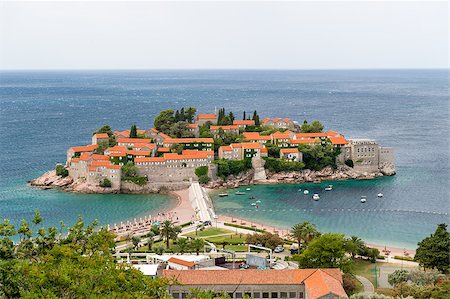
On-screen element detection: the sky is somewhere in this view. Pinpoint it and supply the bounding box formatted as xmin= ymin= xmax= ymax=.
xmin=0 ymin=1 xmax=448 ymax=70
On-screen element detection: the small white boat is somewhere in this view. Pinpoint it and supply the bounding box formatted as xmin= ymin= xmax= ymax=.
xmin=360 ymin=196 xmax=367 ymax=203
xmin=246 ymin=188 xmax=251 ymax=191
xmin=312 ymin=193 xmax=320 ymax=201
xmin=218 ymin=193 xmax=228 ymax=197
xmin=256 ymin=200 xmax=261 ymax=203
xmin=303 ymin=190 xmax=309 ymax=195
xmin=298 ymin=189 xmax=302 ymax=192
xmin=235 ymin=191 xmax=246 ymax=195
xmin=377 ymin=193 xmax=383 ymax=198
xmin=251 ymin=203 xmax=256 ymax=206
xmin=325 ymin=185 xmax=333 ymax=191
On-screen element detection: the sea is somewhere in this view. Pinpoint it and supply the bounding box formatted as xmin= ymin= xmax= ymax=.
xmin=0 ymin=70 xmax=448 ymax=248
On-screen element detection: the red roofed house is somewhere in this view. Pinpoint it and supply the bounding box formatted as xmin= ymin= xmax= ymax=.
xmin=242 ymin=132 xmax=272 ymax=144
xmin=167 ymin=257 xmax=196 ymax=270
xmin=262 ymin=117 xmax=295 ymax=130
xmin=116 ymin=138 xmax=152 ymax=148
xmin=92 ymin=133 xmax=109 ymax=145
xmin=162 ymin=138 xmax=214 ymax=151
xmin=210 ymin=125 xmax=239 ymax=138
xmin=66 ymin=144 xmax=98 ymax=165
xmin=86 ymin=161 xmax=121 ymax=190
xmin=163 ymin=268 xmax=348 ymax=299
xmin=186 ymin=123 xmax=200 ymax=137
xmin=218 ymin=143 xmax=264 ymax=160
xmin=233 ymin=119 xmax=255 ymax=129
xmin=280 ymin=148 xmax=302 ymax=162
xmin=195 ymin=114 xmax=217 ymax=126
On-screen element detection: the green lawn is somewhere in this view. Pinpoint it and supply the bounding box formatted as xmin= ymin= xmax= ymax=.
xmin=353 ymin=259 xmax=378 ymax=285
xmin=205 ymin=234 xmax=247 ymax=245
xmin=224 ymin=244 xmax=248 ymax=252
xmin=184 ymin=228 xmax=234 ymax=238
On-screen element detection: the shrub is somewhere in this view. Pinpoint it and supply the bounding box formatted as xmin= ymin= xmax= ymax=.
xmin=264 ymin=157 xmax=305 ymax=172
xmin=224 ymin=222 xmax=266 ymax=233
xmin=342 ymin=274 xmax=359 ymax=296
xmin=123 ymin=176 xmax=148 ymax=186
xmin=198 ymin=175 xmax=210 ymax=184
xmin=214 ymin=159 xmax=252 ymax=179
xmin=55 ymin=164 xmax=68 ymax=177
xmin=195 ymin=166 xmax=208 ymax=177
xmin=345 ymin=159 xmax=354 ymax=168
xmin=394 ymin=255 xmax=414 ymax=261
xmin=99 ymin=178 xmax=112 ymax=188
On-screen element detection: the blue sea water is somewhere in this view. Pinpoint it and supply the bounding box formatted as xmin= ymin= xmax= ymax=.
xmin=0 ymin=70 xmax=448 ymax=248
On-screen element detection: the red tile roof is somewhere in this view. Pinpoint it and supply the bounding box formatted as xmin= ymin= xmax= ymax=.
xmin=135 ymin=157 xmax=165 ymax=163
xmin=186 ymin=124 xmax=198 ymax=129
xmin=167 ymin=257 xmax=195 ymax=267
xmin=94 ymin=133 xmax=109 ymax=139
xmin=280 ymin=148 xmax=299 ymax=154
xmin=241 ymin=143 xmax=262 ymax=149
xmin=329 ymin=136 xmax=348 ymax=145
xmin=271 ymin=131 xmax=291 ymax=139
xmin=233 ymin=120 xmax=255 ymax=126
xmin=304 ymin=269 xmax=347 ymax=299
xmin=157 ymin=147 xmax=171 ymax=152
xmin=210 ymin=125 xmax=239 ymax=130
xmin=164 ymin=138 xmax=214 ymax=144
xmin=296 ymin=132 xmax=327 ymax=138
xmin=219 ymin=145 xmax=232 ymax=152
xmin=109 ymin=152 xmax=126 ymax=157
xmin=242 ymin=132 xmax=271 ymax=141
xmin=91 ymin=154 xmax=109 ymax=160
xmin=196 ymin=114 xmax=216 ymax=119
xmin=290 ymin=139 xmax=320 ymax=144
xmin=117 ymin=138 xmax=151 ymax=144
xmin=71 ymin=144 xmax=98 ymax=152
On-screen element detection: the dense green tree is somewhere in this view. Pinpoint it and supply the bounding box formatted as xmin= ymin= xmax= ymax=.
xmin=415 ymin=223 xmax=450 ymax=273
xmin=245 ymin=232 xmax=283 ymax=250
xmin=252 ymin=110 xmax=260 ymax=126
xmin=185 ymin=107 xmax=197 ymax=123
xmin=228 ymin=111 xmax=235 ymax=123
xmin=195 ymin=166 xmax=209 ymax=177
xmin=290 ymin=221 xmax=320 ymax=247
xmin=99 ymin=178 xmax=112 ymax=188
xmin=388 ymin=269 xmax=410 ymax=286
xmin=346 ymin=236 xmax=366 ymax=259
xmin=132 ymin=235 xmax=141 ymax=250
xmin=55 ymin=164 xmax=69 ymax=177
xmin=264 ymin=157 xmax=305 ymax=172
xmin=94 ymin=140 xmax=110 ymax=155
xmin=301 ymin=120 xmax=324 ymax=133
xmin=130 ymin=124 xmax=138 ymax=138
xmin=175 ymin=238 xmax=190 ymax=254
xmin=243 ymin=111 xmax=246 ymax=120
xmin=198 ymin=175 xmax=210 ymax=184
xmin=294 ymin=233 xmax=352 ymax=272
xmin=121 ymin=161 xmax=138 ymax=177
xmin=299 ymin=142 xmax=341 ymax=171
xmin=94 ymin=124 xmax=113 ymax=135
xmin=154 ymin=109 xmax=175 ymax=132
xmin=190 ymin=238 xmax=205 ymax=255
xmin=0 ymin=214 xmax=172 ymax=298
xmin=146 ymin=231 xmax=155 ymax=251
xmin=160 ymin=220 xmax=181 ymax=248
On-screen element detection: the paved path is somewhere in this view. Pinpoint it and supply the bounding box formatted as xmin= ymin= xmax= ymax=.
xmin=355 ymin=275 xmax=375 ymax=294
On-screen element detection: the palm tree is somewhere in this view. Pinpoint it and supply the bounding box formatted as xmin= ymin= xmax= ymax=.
xmin=175 ymin=238 xmax=190 ymax=254
xmin=190 ymin=238 xmax=205 ymax=255
xmin=131 ymin=236 xmax=141 ymax=250
xmin=346 ymin=236 xmax=366 ymax=259
xmin=160 ymin=220 xmax=181 ymax=248
xmin=291 ymin=221 xmax=319 ymax=246
xmin=146 ymin=231 xmax=155 ymax=251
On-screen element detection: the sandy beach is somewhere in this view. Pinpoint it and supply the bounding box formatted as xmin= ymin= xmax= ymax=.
xmin=169 ymin=189 xmax=196 ymax=224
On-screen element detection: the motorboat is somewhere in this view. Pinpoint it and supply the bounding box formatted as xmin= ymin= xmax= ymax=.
xmin=360 ymin=196 xmax=367 ymax=203
xmin=298 ymin=189 xmax=302 ymax=192
xmin=303 ymin=190 xmax=309 ymax=195
xmin=256 ymin=200 xmax=261 ymax=203
xmin=325 ymin=185 xmax=333 ymax=191
xmin=251 ymin=203 xmax=257 ymax=206
xmin=218 ymin=193 xmax=228 ymax=197
xmin=249 ymin=196 xmax=256 ymax=200
xmin=312 ymin=193 xmax=320 ymax=201
xmin=235 ymin=191 xmax=246 ymax=195
xmin=377 ymin=193 xmax=384 ymax=198
xmin=246 ymin=188 xmax=251 ymax=191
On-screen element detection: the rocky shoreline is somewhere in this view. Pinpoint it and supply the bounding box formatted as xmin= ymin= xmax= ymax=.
xmin=206 ymin=164 xmax=396 ymax=189
xmin=30 ymin=163 xmax=395 ymax=194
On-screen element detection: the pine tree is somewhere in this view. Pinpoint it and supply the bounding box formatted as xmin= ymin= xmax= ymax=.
xmin=174 ymin=110 xmax=180 ymax=122
xmin=243 ymin=111 xmax=246 ymax=120
xmin=229 ymin=111 xmax=235 ymax=123
xmin=130 ymin=124 xmax=138 ymax=138
xmin=180 ymin=107 xmax=185 ymax=121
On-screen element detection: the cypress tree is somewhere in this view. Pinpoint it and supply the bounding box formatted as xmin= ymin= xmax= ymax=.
xmin=243 ymin=111 xmax=246 ymax=120
xmin=229 ymin=111 xmax=235 ymax=123
xmin=180 ymin=107 xmax=185 ymax=121
xmin=130 ymin=124 xmax=138 ymax=138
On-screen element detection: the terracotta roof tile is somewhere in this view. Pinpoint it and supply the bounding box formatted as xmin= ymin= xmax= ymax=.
xmin=117 ymin=138 xmax=151 ymax=144
xmin=71 ymin=144 xmax=98 ymax=152
xmin=196 ymin=114 xmax=217 ymax=119
xmin=94 ymin=133 xmax=109 ymax=139
xmin=167 ymin=257 xmax=195 ymax=267
xmin=164 ymin=138 xmax=214 ymax=144
xmin=280 ymin=148 xmax=299 ymax=153
xmin=233 ymin=120 xmax=255 ymax=126
xmin=243 ymin=132 xmax=271 ymax=141
xmin=210 ymin=125 xmax=239 ymax=130
xmin=329 ymin=136 xmax=348 ymax=145
xmin=135 ymin=157 xmax=165 ymax=162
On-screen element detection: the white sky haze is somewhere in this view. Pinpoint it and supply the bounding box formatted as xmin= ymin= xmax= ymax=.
xmin=0 ymin=1 xmax=448 ymax=70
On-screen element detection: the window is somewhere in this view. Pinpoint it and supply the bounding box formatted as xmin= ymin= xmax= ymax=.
xmin=181 ymin=293 xmax=188 ymax=299
xmin=263 ymin=293 xmax=270 ymax=298
xmin=235 ymin=293 xmax=243 ymax=298
xmin=289 ymin=292 xmax=296 ymax=298
xmin=280 ymin=292 xmax=287 ymax=298
xmin=271 ymin=292 xmax=278 ymax=298
xmin=299 ymin=292 xmax=304 ymax=298
xmin=172 ymin=293 xmax=180 ymax=299
xmin=253 ymin=292 xmax=261 ymax=298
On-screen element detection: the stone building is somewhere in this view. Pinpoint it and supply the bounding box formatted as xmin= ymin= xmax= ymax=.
xmin=163 ymin=269 xmax=347 ymax=299
xmin=218 ymin=143 xmax=267 ymax=160
xmin=280 ymin=148 xmax=302 ymax=162
xmin=233 ymin=119 xmax=255 ymax=129
xmin=242 ymin=132 xmax=272 ymax=144
xmin=337 ymin=139 xmax=395 ymax=173
xmin=186 ymin=123 xmax=200 ymax=137
xmin=210 ymin=125 xmax=239 ymax=138
xmin=86 ymin=161 xmax=121 ymax=190
xmin=134 ymin=150 xmax=214 ymax=182
xmin=66 ymin=144 xmax=98 ymax=165
xmin=91 ymin=133 xmax=109 ymax=145
xmin=195 ymin=114 xmax=217 ymax=126
xmin=262 ymin=117 xmax=296 ymax=130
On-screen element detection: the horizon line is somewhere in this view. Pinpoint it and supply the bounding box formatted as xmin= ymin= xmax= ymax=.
xmin=0 ymin=67 xmax=448 ymax=72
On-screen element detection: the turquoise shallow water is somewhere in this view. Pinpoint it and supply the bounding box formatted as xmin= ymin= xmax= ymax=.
xmin=0 ymin=70 xmax=448 ymax=246
xmin=212 ymin=174 xmax=449 ymax=249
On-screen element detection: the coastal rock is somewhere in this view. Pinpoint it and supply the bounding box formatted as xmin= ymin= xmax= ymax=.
xmin=380 ymin=163 xmax=396 ymax=176
xmin=29 ymin=170 xmax=73 ymax=188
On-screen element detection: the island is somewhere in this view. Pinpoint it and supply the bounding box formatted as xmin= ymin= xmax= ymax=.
xmin=30 ymin=106 xmax=395 ymax=194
